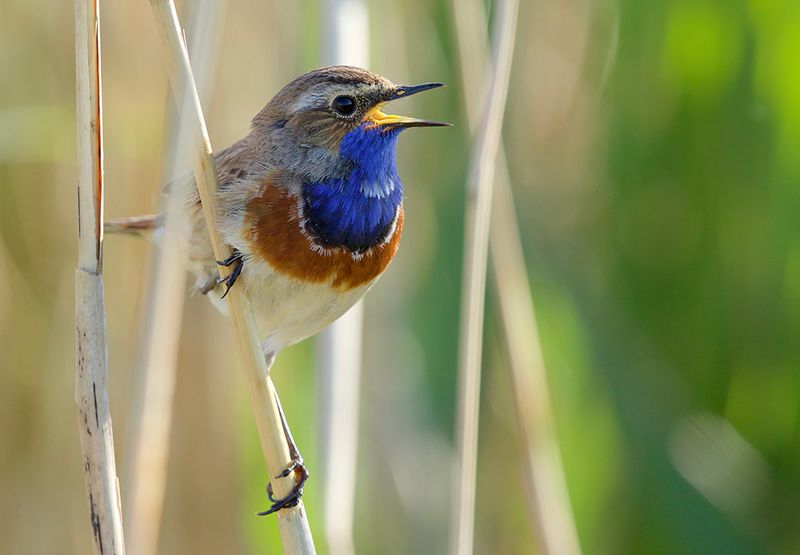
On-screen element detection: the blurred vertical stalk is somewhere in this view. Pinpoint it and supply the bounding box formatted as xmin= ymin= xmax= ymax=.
xmin=124 ymin=2 xmax=224 ymax=554
xmin=452 ymin=1 xmax=582 ymax=554
xmin=147 ymin=1 xmax=316 ymax=552
xmin=318 ymin=2 xmax=368 ymax=554
xmin=450 ymin=0 xmax=519 ymax=554
xmin=491 ymin=160 xmax=582 ymax=555
xmin=74 ymin=0 xmax=126 ymax=553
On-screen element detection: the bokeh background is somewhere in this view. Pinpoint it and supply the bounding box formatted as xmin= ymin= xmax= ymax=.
xmin=2 ymin=0 xmax=800 ymax=553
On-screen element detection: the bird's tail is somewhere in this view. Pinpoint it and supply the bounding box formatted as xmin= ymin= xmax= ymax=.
xmin=105 ymin=214 xmax=164 ymax=236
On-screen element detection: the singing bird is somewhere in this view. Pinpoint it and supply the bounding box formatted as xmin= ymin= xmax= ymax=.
xmin=188 ymin=66 xmax=447 ymax=350
xmin=119 ymin=66 xmax=449 ymax=514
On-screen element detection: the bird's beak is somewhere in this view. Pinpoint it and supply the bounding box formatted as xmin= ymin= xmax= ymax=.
xmin=366 ymin=82 xmax=451 ymax=129
xmin=388 ymin=82 xmax=445 ymax=100
xmin=367 ymin=108 xmax=451 ymax=129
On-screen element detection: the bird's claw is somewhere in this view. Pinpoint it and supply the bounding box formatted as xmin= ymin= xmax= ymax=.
xmin=277 ymin=458 xmax=302 ymax=478
xmin=258 ymin=459 xmax=309 ymax=516
xmin=215 ymin=250 xmax=244 ymax=298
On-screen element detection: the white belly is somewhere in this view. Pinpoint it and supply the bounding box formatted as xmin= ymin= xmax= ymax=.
xmin=206 ymin=256 xmax=372 ymax=353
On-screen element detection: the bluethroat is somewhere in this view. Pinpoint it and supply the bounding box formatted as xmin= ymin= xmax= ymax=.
xmin=116 ymin=66 xmax=449 ymax=514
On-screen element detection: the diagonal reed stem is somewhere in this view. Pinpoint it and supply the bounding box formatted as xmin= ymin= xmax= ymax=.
xmin=124 ymin=2 xmax=225 ymax=554
xmin=74 ymin=0 xmax=126 ymax=552
xmin=146 ymin=1 xmax=316 ymax=552
xmin=452 ymin=1 xmax=582 ymax=553
xmin=449 ymin=0 xmax=519 ymax=553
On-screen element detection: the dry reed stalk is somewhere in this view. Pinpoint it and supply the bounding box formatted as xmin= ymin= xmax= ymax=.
xmin=124 ymin=2 xmax=225 ymax=554
xmin=449 ymin=0 xmax=519 ymax=553
xmin=452 ymin=1 xmax=582 ymax=553
xmin=317 ymin=2 xmax=369 ymax=554
xmin=146 ymin=1 xmax=316 ymax=552
xmin=490 ymin=164 xmax=582 ymax=554
xmin=74 ymin=0 xmax=126 ymax=552
xmin=316 ymin=304 xmax=362 ymax=555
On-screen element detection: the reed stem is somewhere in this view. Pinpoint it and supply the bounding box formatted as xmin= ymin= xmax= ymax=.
xmin=450 ymin=0 xmax=519 ymax=553
xmin=74 ymin=0 xmax=126 ymax=552
xmin=452 ymin=1 xmax=582 ymax=553
xmin=124 ymin=2 xmax=225 ymax=554
xmin=317 ymin=2 xmax=369 ymax=554
xmin=147 ymin=1 xmax=316 ymax=552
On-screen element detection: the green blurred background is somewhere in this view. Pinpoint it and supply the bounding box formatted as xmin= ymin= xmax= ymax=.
xmin=2 ymin=0 xmax=800 ymax=553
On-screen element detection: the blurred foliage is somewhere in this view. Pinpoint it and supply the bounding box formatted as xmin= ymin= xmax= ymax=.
xmin=1 ymin=0 xmax=799 ymax=553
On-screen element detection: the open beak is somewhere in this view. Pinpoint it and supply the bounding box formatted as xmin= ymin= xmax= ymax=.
xmin=367 ymin=82 xmax=451 ymax=129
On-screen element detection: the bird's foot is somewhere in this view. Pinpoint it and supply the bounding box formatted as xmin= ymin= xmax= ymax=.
xmin=258 ymin=457 xmax=309 ymax=516
xmin=257 ymin=387 xmax=308 ymax=516
xmin=215 ymin=250 xmax=244 ymax=298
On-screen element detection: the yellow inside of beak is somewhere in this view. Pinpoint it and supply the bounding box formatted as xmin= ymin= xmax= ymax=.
xmin=366 ymin=105 xmax=419 ymax=126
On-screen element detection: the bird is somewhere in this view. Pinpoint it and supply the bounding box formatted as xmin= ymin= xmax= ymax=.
xmin=110 ymin=65 xmax=449 ymax=514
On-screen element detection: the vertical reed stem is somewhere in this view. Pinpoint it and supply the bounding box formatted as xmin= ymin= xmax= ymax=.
xmin=318 ymin=2 xmax=369 ymax=554
xmin=74 ymin=0 xmax=126 ymax=552
xmin=450 ymin=0 xmax=519 ymax=553
xmin=147 ymin=1 xmax=316 ymax=552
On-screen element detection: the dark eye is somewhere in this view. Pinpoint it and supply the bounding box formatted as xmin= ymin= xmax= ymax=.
xmin=332 ymin=95 xmax=356 ymax=116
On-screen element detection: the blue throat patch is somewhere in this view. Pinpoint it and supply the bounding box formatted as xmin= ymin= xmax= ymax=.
xmin=302 ymin=124 xmax=404 ymax=253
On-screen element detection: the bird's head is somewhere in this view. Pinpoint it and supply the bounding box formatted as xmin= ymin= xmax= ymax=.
xmin=252 ymin=66 xmax=448 ymax=180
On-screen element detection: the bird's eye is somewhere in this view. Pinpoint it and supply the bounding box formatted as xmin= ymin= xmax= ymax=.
xmin=332 ymin=95 xmax=356 ymax=116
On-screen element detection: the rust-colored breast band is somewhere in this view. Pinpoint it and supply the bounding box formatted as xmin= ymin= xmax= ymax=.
xmin=245 ymin=175 xmax=403 ymax=290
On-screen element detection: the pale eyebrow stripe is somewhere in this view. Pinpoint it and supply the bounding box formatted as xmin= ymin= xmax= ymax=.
xmin=291 ymin=83 xmax=385 ymax=114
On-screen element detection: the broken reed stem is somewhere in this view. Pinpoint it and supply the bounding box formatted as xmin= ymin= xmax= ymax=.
xmin=452 ymin=0 xmax=582 ymax=554
xmin=74 ymin=0 xmax=126 ymax=553
xmin=317 ymin=2 xmax=369 ymax=555
xmin=124 ymin=2 xmax=225 ymax=554
xmin=450 ymin=0 xmax=519 ymax=554
xmin=146 ymin=1 xmax=316 ymax=553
